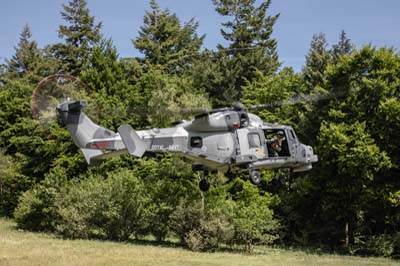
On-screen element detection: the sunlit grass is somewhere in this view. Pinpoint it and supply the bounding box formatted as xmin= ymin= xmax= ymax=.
xmin=0 ymin=218 xmax=398 ymax=266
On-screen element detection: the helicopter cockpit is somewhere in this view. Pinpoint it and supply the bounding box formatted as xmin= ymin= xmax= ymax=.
xmin=264 ymin=129 xmax=290 ymax=158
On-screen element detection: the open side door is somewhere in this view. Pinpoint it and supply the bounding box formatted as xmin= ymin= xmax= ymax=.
xmin=235 ymin=128 xmax=266 ymax=163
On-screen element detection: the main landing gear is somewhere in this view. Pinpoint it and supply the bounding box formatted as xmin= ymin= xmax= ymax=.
xmin=225 ymin=168 xmax=262 ymax=186
xmin=192 ymin=164 xmax=210 ymax=192
xmin=193 ymin=165 xmax=262 ymax=191
xmin=199 ymin=178 xmax=210 ymax=192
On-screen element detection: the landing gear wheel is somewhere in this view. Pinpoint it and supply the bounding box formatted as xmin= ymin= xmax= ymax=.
xmin=249 ymin=170 xmax=261 ymax=185
xmin=199 ymin=179 xmax=210 ymax=192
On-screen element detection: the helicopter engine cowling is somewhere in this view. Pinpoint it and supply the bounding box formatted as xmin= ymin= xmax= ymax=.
xmin=185 ymin=110 xmax=249 ymax=132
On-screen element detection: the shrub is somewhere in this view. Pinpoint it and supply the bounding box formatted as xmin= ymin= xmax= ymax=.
xmin=14 ymin=168 xmax=67 ymax=231
xmin=352 ymin=233 xmax=400 ymax=258
xmin=170 ymin=199 xmax=235 ymax=251
xmin=365 ymin=235 xmax=395 ymax=257
xmin=0 ymin=167 xmax=32 ymax=217
xmin=185 ymin=210 xmax=235 ymax=251
xmin=170 ymin=180 xmax=280 ymax=253
xmin=169 ymin=198 xmax=202 ymax=243
xmin=55 ymin=169 xmax=155 ymax=240
xmin=392 ymin=233 xmax=400 ymax=259
xmin=54 ymin=177 xmax=104 ymax=239
xmin=229 ymin=180 xmax=280 ymax=253
xmin=145 ymin=159 xmax=199 ymax=241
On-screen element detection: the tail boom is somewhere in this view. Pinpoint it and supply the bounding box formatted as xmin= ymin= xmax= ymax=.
xmin=57 ymin=100 xmax=126 ymax=164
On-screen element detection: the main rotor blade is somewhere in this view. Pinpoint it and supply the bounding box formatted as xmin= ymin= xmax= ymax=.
xmin=248 ymin=91 xmax=344 ymax=110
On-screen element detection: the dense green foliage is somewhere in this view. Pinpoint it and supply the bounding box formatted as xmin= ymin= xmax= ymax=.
xmin=0 ymin=0 xmax=399 ymax=256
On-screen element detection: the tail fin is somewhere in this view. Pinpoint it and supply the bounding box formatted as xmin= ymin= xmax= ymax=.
xmin=118 ymin=125 xmax=147 ymax=157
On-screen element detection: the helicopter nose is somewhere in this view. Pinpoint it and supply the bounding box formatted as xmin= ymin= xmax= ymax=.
xmin=305 ymin=145 xmax=318 ymax=163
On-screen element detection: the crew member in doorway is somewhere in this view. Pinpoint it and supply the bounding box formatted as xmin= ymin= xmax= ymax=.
xmin=267 ymin=131 xmax=285 ymax=157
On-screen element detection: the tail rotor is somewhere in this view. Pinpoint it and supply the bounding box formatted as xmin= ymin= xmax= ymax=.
xmin=31 ymin=74 xmax=98 ymax=129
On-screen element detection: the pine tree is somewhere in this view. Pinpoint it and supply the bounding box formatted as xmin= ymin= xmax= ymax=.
xmin=6 ymin=24 xmax=42 ymax=79
xmin=53 ymin=0 xmax=102 ymax=76
xmin=81 ymin=39 xmax=143 ymax=129
xmin=133 ymin=0 xmax=204 ymax=74
xmin=212 ymin=0 xmax=280 ymax=105
xmin=331 ymin=30 xmax=353 ymax=64
xmin=302 ymin=33 xmax=330 ymax=91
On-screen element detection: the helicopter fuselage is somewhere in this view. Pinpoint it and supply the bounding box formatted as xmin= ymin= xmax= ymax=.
xmin=57 ymin=100 xmax=317 ymax=187
xmin=131 ymin=111 xmax=317 ymax=174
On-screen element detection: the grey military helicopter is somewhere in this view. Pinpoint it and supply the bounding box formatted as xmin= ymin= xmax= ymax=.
xmin=33 ymin=74 xmax=318 ymax=191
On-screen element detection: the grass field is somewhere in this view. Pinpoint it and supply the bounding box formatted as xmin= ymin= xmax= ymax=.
xmin=0 ymin=218 xmax=399 ymax=266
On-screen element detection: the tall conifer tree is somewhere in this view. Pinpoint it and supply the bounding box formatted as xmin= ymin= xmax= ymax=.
xmin=53 ymin=0 xmax=102 ymax=75
xmin=331 ymin=30 xmax=353 ymax=64
xmin=133 ymin=0 xmax=204 ymax=74
xmin=6 ymin=24 xmax=42 ymax=79
xmin=212 ymin=0 xmax=280 ymax=105
xmin=302 ymin=33 xmax=330 ymax=91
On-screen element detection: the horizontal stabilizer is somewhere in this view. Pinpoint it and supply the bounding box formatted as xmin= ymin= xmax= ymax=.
xmin=118 ymin=125 xmax=146 ymax=157
xmin=81 ymin=148 xmax=104 ymax=165
xmin=81 ymin=149 xmax=127 ymax=165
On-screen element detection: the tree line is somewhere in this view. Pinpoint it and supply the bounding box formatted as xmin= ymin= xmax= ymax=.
xmin=0 ymin=0 xmax=399 ymax=256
